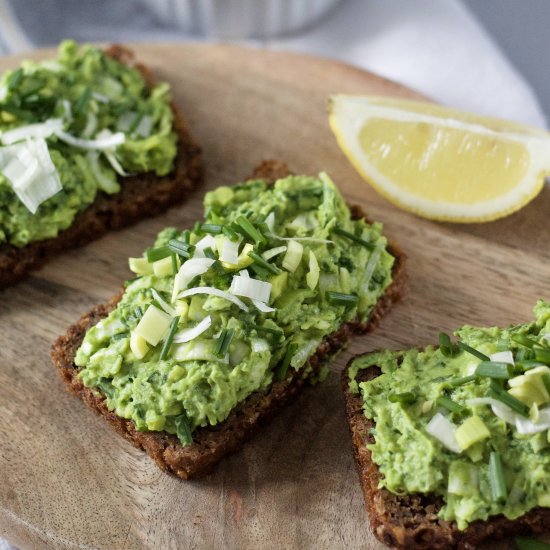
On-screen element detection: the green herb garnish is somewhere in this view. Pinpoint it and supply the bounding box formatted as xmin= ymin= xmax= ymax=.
xmin=333 ymin=226 xmax=374 ymax=250
xmin=248 ymin=250 xmax=280 ymax=274
xmin=214 ymin=328 xmax=235 ymax=357
xmin=146 ymin=245 xmax=172 ymax=263
xmin=489 ymin=451 xmax=507 ymax=502
xmin=488 ymin=379 xmax=530 ymax=417
xmin=388 ymin=392 xmax=417 ymax=404
xmin=435 ymin=396 xmax=464 ymax=414
xmin=159 ymin=316 xmax=180 ymax=361
xmin=174 ymin=411 xmax=193 ymax=446
xmin=326 ymin=291 xmax=359 ymax=306
xmin=457 ymin=341 xmax=490 ymax=361
xmin=475 ymin=361 xmax=513 ymax=379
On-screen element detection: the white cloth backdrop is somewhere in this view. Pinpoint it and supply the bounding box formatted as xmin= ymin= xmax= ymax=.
xmin=0 ymin=0 xmax=546 ymax=548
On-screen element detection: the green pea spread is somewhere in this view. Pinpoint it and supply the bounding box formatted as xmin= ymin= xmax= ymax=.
xmin=75 ymin=174 xmax=395 ymax=446
xmin=0 ymin=40 xmax=177 ymax=247
xmin=348 ymin=301 xmax=550 ymax=530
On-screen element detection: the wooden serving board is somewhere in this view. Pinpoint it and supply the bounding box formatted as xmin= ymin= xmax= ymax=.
xmin=1 ymin=44 xmax=549 ymax=550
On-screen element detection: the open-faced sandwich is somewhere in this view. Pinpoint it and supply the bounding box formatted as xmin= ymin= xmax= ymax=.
xmin=52 ymin=161 xmax=405 ymax=479
xmin=343 ymin=301 xmax=550 ymax=549
xmin=0 ymin=40 xmax=202 ymax=288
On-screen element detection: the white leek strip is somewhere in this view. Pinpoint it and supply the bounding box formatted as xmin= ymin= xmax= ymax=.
xmin=194 ymin=235 xmax=217 ymax=258
xmin=290 ymin=339 xmax=319 ymax=369
xmin=287 ymin=212 xmax=318 ymax=231
xmin=1 ymin=118 xmax=63 ymax=145
xmin=92 ymin=91 xmax=109 ymax=103
xmin=178 ymin=287 xmax=249 ymax=312
xmin=1 ymin=138 xmax=61 ymax=213
xmin=136 ymin=115 xmax=153 ymax=138
xmin=466 ymin=397 xmax=518 ymax=425
xmin=53 ymin=128 xmax=125 ymax=150
xmin=515 ymin=408 xmax=550 ymax=434
xmin=282 ymin=239 xmax=303 ymax=273
xmin=252 ymin=300 xmax=275 ymax=313
xmin=219 ymin=237 xmax=240 ymax=265
xmin=172 ymin=258 xmax=216 ymax=301
xmin=489 ymin=351 xmax=514 ymax=364
xmin=104 ymin=149 xmax=129 ymax=176
xmin=172 ymin=315 xmax=212 ymax=344
xmin=151 ymin=289 xmax=177 ymax=317
xmin=262 ymin=245 xmax=287 ymax=261
xmin=230 ymin=275 xmax=271 ymax=303
xmin=265 ymin=211 xmax=275 ymax=231
xmin=426 ymin=413 xmax=461 ymax=453
xmin=251 ymin=338 xmax=269 ymax=352
xmin=82 ymin=111 xmax=98 ymax=138
xmin=87 ymin=151 xmax=118 ymax=194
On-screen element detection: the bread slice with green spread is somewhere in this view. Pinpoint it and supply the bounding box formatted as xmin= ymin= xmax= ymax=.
xmin=52 ymin=161 xmax=405 ymax=479
xmin=343 ymin=302 xmax=550 ymax=549
xmin=0 ymin=40 xmax=202 ymax=288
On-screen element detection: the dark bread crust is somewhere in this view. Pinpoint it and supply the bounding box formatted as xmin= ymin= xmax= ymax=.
xmin=0 ymin=44 xmax=203 ymax=289
xmin=51 ymin=161 xmax=405 ymax=479
xmin=342 ymin=361 xmax=550 ymax=549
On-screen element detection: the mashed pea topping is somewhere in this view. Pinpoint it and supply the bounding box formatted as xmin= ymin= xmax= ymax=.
xmin=0 ymin=40 xmax=177 ymax=247
xmin=75 ymin=174 xmax=395 ymax=444
xmin=349 ymin=301 xmax=550 ymax=530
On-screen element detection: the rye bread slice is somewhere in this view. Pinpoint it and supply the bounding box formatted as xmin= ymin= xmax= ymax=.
xmin=0 ymin=44 xmax=203 ymax=289
xmin=342 ymin=360 xmax=550 ymax=549
xmin=51 ymin=161 xmax=405 ymax=479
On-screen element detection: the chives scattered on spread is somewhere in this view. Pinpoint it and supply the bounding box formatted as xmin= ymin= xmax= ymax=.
xmin=248 ymin=250 xmax=281 ymax=274
xmin=146 ymin=245 xmax=172 ymax=263
xmin=74 ymin=85 xmax=92 ymax=114
xmin=171 ymin=253 xmax=178 ymax=275
xmin=333 ymin=226 xmax=374 ymax=250
xmin=277 ymin=343 xmax=298 ymax=381
xmin=534 ymin=348 xmax=550 ymax=364
xmin=515 ymin=360 xmax=544 ymax=372
xmin=234 ymin=215 xmax=265 ymax=245
xmin=542 ymin=373 xmax=550 ymax=395
xmin=174 ymin=412 xmax=193 ymax=446
xmin=159 ymin=315 xmax=180 ymax=361
xmin=436 ymin=396 xmax=464 ymax=414
xmin=457 ymin=341 xmax=490 ymax=362
xmin=388 ymin=392 xmax=416 ymax=404
xmin=222 ymin=225 xmax=239 ymax=241
xmin=214 ymin=328 xmax=235 ymax=357
xmin=201 ymin=223 xmax=223 ymax=235
xmin=475 ymin=361 xmax=513 ymax=379
xmin=7 ymin=68 xmax=23 ymax=90
xmin=448 ymin=374 xmax=476 ymax=388
xmin=439 ymin=332 xmax=459 ymax=357
xmin=488 ymin=379 xmax=530 ymax=417
xmin=489 ymin=451 xmax=507 ymax=502
xmin=203 ymin=247 xmax=217 ymax=260
xmin=168 ymin=239 xmax=193 ymax=258
xmin=326 ymin=291 xmax=359 ymax=306
xmin=511 ymin=334 xmax=537 ymax=348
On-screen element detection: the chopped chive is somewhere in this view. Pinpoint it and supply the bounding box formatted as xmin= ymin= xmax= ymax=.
xmin=146 ymin=245 xmax=172 ymax=263
xmin=439 ymin=332 xmax=459 ymax=357
xmin=515 ymin=360 xmax=544 ymax=372
xmin=436 ymin=396 xmax=464 ymax=413
xmin=475 ymin=361 xmax=514 ymax=379
xmin=457 ymin=342 xmax=490 ymax=361
xmin=249 ymin=323 xmax=284 ymax=340
xmin=171 ymin=253 xmax=178 ymax=275
xmin=515 ymin=348 xmax=533 ymax=362
xmin=193 ymin=221 xmax=203 ymax=235
xmin=542 ymin=374 xmax=550 ymax=395
xmin=276 ymin=343 xmax=298 ymax=381
xmin=258 ymin=222 xmax=271 ymax=237
xmin=489 ymin=451 xmax=507 ymax=502
xmin=174 ymin=411 xmax=193 ymax=446
xmin=128 ymin=110 xmax=145 ymax=133
xmin=159 ymin=315 xmax=180 ymax=361
xmin=534 ymin=348 xmax=550 ymax=364
xmin=74 ymin=85 xmax=92 ymax=114
xmin=7 ymin=68 xmax=23 ymax=90
xmin=0 ymin=102 xmax=34 ymax=121
xmin=248 ymin=250 xmax=280 ymax=274
xmin=214 ymin=328 xmax=235 ymax=357
xmin=181 ymin=230 xmax=191 ymax=244
xmin=388 ymin=392 xmax=416 ymax=404
xmin=249 ymin=262 xmax=270 ymax=278
xmin=222 ymin=225 xmax=239 ymax=242
xmin=203 ymin=247 xmax=217 ymax=260
xmin=133 ymin=306 xmax=143 ymax=320
xmin=333 ymin=227 xmax=374 ymax=250
xmin=448 ymin=374 xmax=476 ymax=388
xmin=201 ymin=223 xmax=222 ymax=235
xmin=515 ymin=537 xmax=550 ymax=550
xmin=488 ymin=379 xmax=530 ymax=417
xmin=326 ymin=291 xmax=359 ymax=306
xmin=511 ymin=333 xmax=537 ymax=348
xmin=234 ymin=215 xmax=265 ymax=245
xmin=168 ymin=239 xmax=192 ymax=258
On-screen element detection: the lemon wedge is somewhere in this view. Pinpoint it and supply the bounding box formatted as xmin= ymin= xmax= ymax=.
xmin=329 ymin=95 xmax=550 ymax=222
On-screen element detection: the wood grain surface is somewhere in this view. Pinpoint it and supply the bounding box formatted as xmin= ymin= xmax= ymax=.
xmin=1 ymin=43 xmax=549 ymax=550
